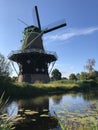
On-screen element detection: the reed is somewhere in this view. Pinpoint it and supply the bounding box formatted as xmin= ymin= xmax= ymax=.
xmin=0 ymin=93 xmax=14 ymax=130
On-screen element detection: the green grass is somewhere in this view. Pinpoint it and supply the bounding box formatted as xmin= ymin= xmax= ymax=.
xmin=0 ymin=79 xmax=98 ymax=98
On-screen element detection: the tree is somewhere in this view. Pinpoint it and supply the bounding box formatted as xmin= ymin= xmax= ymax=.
xmin=69 ymin=73 xmax=77 ymax=80
xmin=0 ymin=53 xmax=11 ymax=77
xmin=85 ymin=59 xmax=95 ymax=74
xmin=76 ymin=73 xmax=81 ymax=80
xmin=87 ymin=70 xmax=98 ymax=80
xmin=51 ymin=69 xmax=62 ymax=80
xmin=80 ymin=72 xmax=88 ymax=80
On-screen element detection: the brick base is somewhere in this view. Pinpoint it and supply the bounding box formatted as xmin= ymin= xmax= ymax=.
xmin=18 ymin=74 xmax=50 ymax=83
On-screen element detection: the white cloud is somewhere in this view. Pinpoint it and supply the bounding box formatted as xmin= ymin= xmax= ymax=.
xmin=44 ymin=27 xmax=98 ymax=42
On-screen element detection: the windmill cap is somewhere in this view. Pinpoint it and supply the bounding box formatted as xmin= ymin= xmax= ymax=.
xmin=24 ymin=25 xmax=41 ymax=34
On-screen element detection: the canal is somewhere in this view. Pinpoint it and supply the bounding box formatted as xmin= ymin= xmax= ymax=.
xmin=1 ymin=91 xmax=98 ymax=130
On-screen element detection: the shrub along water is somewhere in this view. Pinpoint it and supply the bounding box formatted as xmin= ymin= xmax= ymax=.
xmin=0 ymin=78 xmax=98 ymax=98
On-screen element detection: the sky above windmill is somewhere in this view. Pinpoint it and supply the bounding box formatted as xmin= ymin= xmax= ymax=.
xmin=0 ymin=0 xmax=98 ymax=77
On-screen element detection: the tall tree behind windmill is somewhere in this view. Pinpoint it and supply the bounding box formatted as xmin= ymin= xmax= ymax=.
xmin=84 ymin=58 xmax=96 ymax=74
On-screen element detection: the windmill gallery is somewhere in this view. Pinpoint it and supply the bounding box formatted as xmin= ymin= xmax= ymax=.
xmin=8 ymin=6 xmax=66 ymax=83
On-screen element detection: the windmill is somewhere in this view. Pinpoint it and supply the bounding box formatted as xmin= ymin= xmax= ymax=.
xmin=8 ymin=6 xmax=66 ymax=83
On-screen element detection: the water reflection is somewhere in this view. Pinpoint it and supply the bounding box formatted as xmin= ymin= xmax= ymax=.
xmin=82 ymin=91 xmax=98 ymax=101
xmin=49 ymin=93 xmax=90 ymax=115
xmin=17 ymin=96 xmax=49 ymax=112
xmin=2 ymin=96 xmax=49 ymax=117
xmin=2 ymin=101 xmax=18 ymax=117
xmin=2 ymin=92 xmax=98 ymax=117
xmin=1 ymin=91 xmax=98 ymax=129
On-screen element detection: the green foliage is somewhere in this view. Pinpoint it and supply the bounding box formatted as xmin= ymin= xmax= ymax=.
xmin=76 ymin=73 xmax=80 ymax=80
xmin=50 ymin=79 xmax=76 ymax=84
xmin=80 ymin=72 xmax=88 ymax=80
xmin=69 ymin=73 xmax=77 ymax=80
xmin=0 ymin=92 xmax=8 ymax=111
xmin=74 ymin=70 xmax=98 ymax=82
xmin=0 ymin=78 xmax=98 ymax=98
xmin=68 ymin=59 xmax=98 ymax=82
xmin=87 ymin=71 xmax=98 ymax=80
xmin=11 ymin=77 xmax=18 ymax=82
xmin=0 ymin=53 xmax=11 ymax=77
xmin=51 ymin=69 xmax=62 ymax=81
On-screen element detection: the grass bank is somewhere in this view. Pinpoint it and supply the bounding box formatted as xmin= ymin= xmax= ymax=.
xmin=0 ymin=79 xmax=98 ymax=98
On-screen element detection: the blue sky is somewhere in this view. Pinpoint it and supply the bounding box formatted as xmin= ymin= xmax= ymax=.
xmin=0 ymin=0 xmax=98 ymax=77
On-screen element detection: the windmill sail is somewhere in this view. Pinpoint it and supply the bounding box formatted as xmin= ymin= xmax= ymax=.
xmin=8 ymin=6 xmax=66 ymax=83
xmin=43 ymin=19 xmax=67 ymax=33
xmin=33 ymin=6 xmax=41 ymax=30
